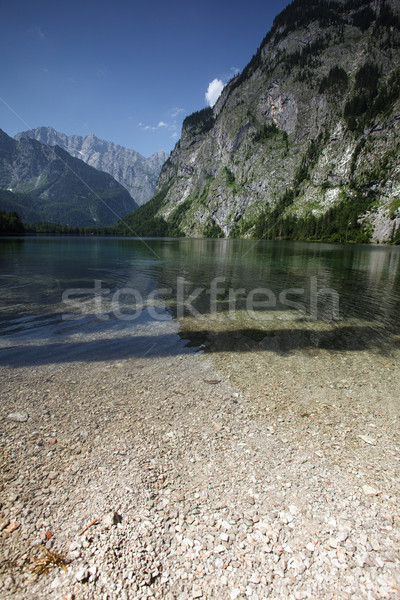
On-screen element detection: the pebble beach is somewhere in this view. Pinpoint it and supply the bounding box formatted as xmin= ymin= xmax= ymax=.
xmin=1 ymin=329 xmax=400 ymax=600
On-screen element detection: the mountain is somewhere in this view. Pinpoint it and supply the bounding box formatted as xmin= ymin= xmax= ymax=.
xmin=15 ymin=127 xmax=168 ymax=207
xmin=122 ymin=0 xmax=400 ymax=244
xmin=0 ymin=129 xmax=138 ymax=227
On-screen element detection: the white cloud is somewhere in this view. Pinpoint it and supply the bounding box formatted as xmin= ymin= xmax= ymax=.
xmin=28 ymin=26 xmax=45 ymax=39
xmin=138 ymin=108 xmax=185 ymax=135
xmin=171 ymin=107 xmax=185 ymax=118
xmin=139 ymin=120 xmax=169 ymax=131
xmin=205 ymin=78 xmax=224 ymax=107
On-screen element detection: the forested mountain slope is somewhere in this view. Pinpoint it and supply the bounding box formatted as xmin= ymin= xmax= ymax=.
xmin=123 ymin=0 xmax=400 ymax=244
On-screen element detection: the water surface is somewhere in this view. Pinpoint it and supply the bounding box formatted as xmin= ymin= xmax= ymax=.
xmin=0 ymin=236 xmax=399 ymax=367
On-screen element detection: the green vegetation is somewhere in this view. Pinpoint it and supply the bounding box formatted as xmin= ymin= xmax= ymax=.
xmin=0 ymin=211 xmax=25 ymax=234
xmin=374 ymin=3 xmax=400 ymax=31
xmin=389 ymin=197 xmax=400 ymax=219
xmin=293 ymin=132 xmax=325 ymax=189
xmin=0 ymin=189 xmax=41 ymax=223
xmin=19 ymin=188 xmax=186 ymax=238
xmin=282 ymin=36 xmax=329 ymax=74
xmin=350 ymin=139 xmax=366 ymax=176
xmin=319 ymin=66 xmax=348 ymax=94
xmin=355 ymin=62 xmax=380 ymax=94
xmin=231 ymin=190 xmax=375 ymax=244
xmin=182 ymin=108 xmax=215 ymax=135
xmin=345 ymin=0 xmax=371 ymax=9
xmin=351 ymin=5 xmax=375 ymax=31
xmin=344 ymin=65 xmax=400 ymax=132
xmin=112 ymin=189 xmax=205 ymax=238
xmin=165 ymin=198 xmax=192 ymax=236
xmin=254 ymin=122 xmax=280 ymax=143
xmin=343 ymin=62 xmax=385 ymax=131
xmin=271 ymin=0 xmax=345 ymax=40
xmin=113 ymin=188 xmax=176 ymax=237
xmin=366 ymin=69 xmax=400 ymax=121
xmin=391 ymin=224 xmax=400 ymax=245
xmin=203 ymin=220 xmax=224 ymax=238
xmin=224 ymin=167 xmax=236 ymax=186
xmin=26 ymin=222 xmax=86 ymax=235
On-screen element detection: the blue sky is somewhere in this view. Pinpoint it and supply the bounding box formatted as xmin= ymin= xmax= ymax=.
xmin=0 ymin=0 xmax=290 ymax=158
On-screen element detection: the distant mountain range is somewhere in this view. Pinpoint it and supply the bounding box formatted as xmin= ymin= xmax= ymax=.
xmin=0 ymin=129 xmax=138 ymax=227
xmin=15 ymin=127 xmax=168 ymax=207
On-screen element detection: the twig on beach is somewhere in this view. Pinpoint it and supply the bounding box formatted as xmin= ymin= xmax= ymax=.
xmin=79 ymin=519 xmax=98 ymax=536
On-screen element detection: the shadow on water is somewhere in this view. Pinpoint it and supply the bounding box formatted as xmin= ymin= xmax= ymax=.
xmin=0 ymin=323 xmax=398 ymax=368
xmin=180 ymin=324 xmax=400 ymax=356
xmin=0 ymin=332 xmax=189 ymax=367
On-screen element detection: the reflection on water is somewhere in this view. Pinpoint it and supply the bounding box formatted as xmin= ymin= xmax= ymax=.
xmin=0 ymin=236 xmax=400 ymax=366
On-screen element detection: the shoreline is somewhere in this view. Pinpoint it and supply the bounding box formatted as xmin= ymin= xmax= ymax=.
xmin=1 ymin=346 xmax=400 ymax=599
xmin=1 ymin=232 xmax=399 ymax=247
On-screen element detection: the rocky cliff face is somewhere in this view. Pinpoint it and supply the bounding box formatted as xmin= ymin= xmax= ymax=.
xmin=15 ymin=128 xmax=168 ymax=207
xmin=151 ymin=0 xmax=400 ymax=243
xmin=0 ymin=129 xmax=138 ymax=227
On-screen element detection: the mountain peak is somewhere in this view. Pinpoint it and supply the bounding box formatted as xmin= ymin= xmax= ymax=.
xmin=0 ymin=128 xmax=138 ymax=227
xmin=15 ymin=127 xmax=168 ymax=206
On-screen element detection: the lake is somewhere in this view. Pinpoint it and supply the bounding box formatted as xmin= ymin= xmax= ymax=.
xmin=1 ymin=236 xmax=399 ymax=414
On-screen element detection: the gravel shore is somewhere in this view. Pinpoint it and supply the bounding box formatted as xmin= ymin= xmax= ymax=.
xmin=1 ymin=333 xmax=400 ymax=599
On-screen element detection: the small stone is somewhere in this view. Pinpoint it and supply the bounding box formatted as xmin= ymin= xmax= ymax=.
xmin=88 ymin=565 xmax=97 ymax=577
xmin=375 ymin=555 xmax=384 ymax=568
xmin=337 ymin=531 xmax=348 ymax=543
xmin=362 ymin=485 xmax=380 ymax=496
xmin=214 ymin=544 xmax=226 ymax=553
xmin=7 ymin=411 xmax=29 ymax=422
xmin=50 ymin=576 xmax=62 ymax=589
xmin=101 ymin=511 xmax=121 ymax=528
xmin=192 ymin=585 xmax=203 ymax=598
xmin=75 ymin=567 xmax=88 ymax=582
xmin=2 ymin=576 xmax=14 ymax=590
xmin=359 ymin=435 xmax=377 ymax=446
xmin=328 ymin=538 xmax=338 ymax=549
xmin=49 ymin=438 xmax=57 ymax=445
xmin=355 ymin=553 xmax=366 ymax=568
xmin=45 ymin=531 xmax=52 ymax=539
xmin=370 ymin=536 xmax=380 ymax=551
xmin=4 ymin=520 xmax=20 ymax=534
xmin=0 ymin=518 xmax=10 ymax=531
xmin=306 ymin=543 xmax=315 ymax=552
